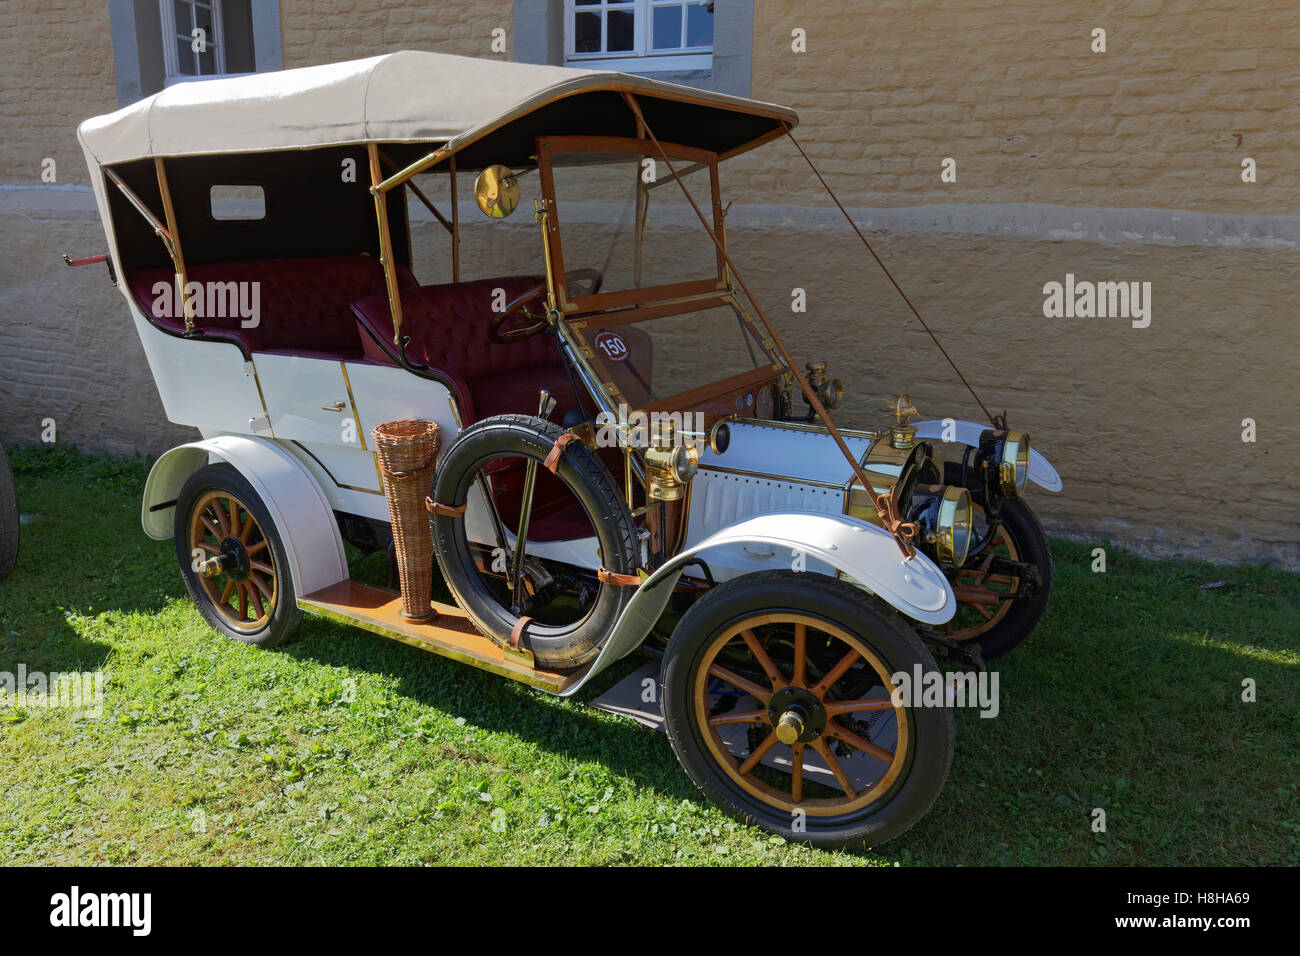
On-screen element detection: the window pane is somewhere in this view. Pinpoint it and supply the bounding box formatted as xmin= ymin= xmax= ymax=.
xmin=175 ymin=36 xmax=196 ymax=74
xmin=575 ymin=0 xmax=599 ymax=4
xmin=173 ymin=1 xmax=191 ymax=31
xmin=686 ymin=3 xmax=713 ymax=48
xmin=607 ymin=10 xmax=634 ymax=51
xmin=193 ymin=2 xmax=214 ymax=36
xmin=210 ymin=185 xmax=266 ymax=220
xmin=652 ymin=5 xmax=682 ymax=50
xmin=574 ymin=11 xmax=601 ymax=52
xmin=198 ymin=44 xmax=217 ymax=74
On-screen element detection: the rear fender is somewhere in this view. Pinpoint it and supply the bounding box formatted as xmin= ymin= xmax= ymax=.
xmin=560 ymin=511 xmax=954 ymax=697
xmin=142 ymin=435 xmax=348 ymax=596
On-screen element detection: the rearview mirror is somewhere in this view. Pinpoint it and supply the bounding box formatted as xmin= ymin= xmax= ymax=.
xmin=474 ymin=165 xmax=520 ymax=219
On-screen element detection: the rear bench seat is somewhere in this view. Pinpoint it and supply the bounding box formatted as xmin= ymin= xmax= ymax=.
xmin=127 ymin=255 xmax=416 ymax=359
xmin=350 ymin=276 xmax=578 ymax=423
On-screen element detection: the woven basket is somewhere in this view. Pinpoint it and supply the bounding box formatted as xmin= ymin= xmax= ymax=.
xmin=373 ymin=419 xmax=440 ymax=622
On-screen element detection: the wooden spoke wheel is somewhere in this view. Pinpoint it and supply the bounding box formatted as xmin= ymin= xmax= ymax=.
xmin=188 ymin=489 xmax=277 ymax=632
xmin=662 ymin=571 xmax=954 ymax=849
xmin=174 ymin=463 xmax=301 ymax=648
xmin=694 ymin=612 xmax=908 ymax=816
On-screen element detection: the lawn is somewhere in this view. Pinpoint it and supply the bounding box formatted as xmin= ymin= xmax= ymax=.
xmin=1 ymin=443 xmax=1296 ymax=866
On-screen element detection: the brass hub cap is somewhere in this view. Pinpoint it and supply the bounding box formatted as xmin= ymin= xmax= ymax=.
xmin=693 ymin=613 xmax=909 ymax=816
xmin=189 ymin=490 xmax=276 ymax=632
xmin=767 ymin=686 xmax=826 ymax=744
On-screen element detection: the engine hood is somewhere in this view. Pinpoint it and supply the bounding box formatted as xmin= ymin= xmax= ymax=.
xmin=699 ymin=420 xmax=876 ymax=487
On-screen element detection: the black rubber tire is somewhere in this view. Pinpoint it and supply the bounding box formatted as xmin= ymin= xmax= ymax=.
xmin=431 ymin=414 xmax=639 ymax=670
xmin=937 ymin=461 xmax=1053 ymax=659
xmin=662 ymin=570 xmax=954 ymax=850
xmin=0 ymin=446 xmax=17 ymax=581
xmin=174 ymin=463 xmax=302 ymax=648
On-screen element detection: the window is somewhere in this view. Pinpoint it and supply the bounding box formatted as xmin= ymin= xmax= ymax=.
xmin=161 ymin=1 xmax=225 ymax=80
xmin=566 ymin=0 xmax=714 ymax=72
xmin=209 ymin=185 xmax=266 ymax=221
xmin=111 ymin=0 xmax=278 ymax=104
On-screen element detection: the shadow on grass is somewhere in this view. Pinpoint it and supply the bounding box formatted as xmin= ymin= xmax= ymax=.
xmin=1 ymin=444 xmax=175 ymax=674
xmin=5 ymin=442 xmax=1296 ymax=864
xmin=281 ymin=614 xmax=699 ymax=802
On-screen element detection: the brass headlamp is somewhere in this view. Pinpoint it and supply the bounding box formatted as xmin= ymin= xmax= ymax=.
xmin=643 ymin=420 xmax=698 ymax=501
xmin=977 ymin=428 xmax=1031 ymax=499
xmin=804 ymin=361 xmax=843 ymax=411
xmin=999 ymin=430 xmax=1031 ymax=498
xmin=916 ymin=485 xmax=974 ymax=569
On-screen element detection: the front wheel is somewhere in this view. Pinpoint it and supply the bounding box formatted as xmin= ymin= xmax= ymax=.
xmin=925 ymin=462 xmax=1054 ymax=659
xmin=661 ymin=571 xmax=954 ymax=850
xmin=174 ymin=463 xmax=302 ymax=647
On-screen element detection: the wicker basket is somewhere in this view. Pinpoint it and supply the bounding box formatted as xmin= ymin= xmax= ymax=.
xmin=373 ymin=419 xmax=440 ymax=622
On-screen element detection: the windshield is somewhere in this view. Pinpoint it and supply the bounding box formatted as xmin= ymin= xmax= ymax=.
xmin=538 ymin=136 xmax=785 ymax=418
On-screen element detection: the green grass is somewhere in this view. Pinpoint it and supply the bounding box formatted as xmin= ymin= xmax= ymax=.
xmin=1 ymin=443 xmax=1296 ymax=865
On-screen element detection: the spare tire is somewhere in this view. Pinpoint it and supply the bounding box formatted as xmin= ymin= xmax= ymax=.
xmin=431 ymin=414 xmax=640 ymax=670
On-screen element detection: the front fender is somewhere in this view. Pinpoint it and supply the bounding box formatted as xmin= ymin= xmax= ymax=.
xmin=560 ymin=511 xmax=954 ymax=697
xmin=912 ymin=418 xmax=1063 ymax=492
xmin=142 ymin=435 xmax=348 ymax=597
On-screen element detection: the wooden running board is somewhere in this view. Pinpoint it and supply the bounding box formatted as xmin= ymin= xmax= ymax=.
xmin=298 ymin=579 xmax=586 ymax=694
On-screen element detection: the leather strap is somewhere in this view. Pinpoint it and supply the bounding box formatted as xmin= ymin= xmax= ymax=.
xmin=597 ymin=566 xmax=641 ymax=588
xmin=543 ymin=432 xmax=580 ymax=473
xmin=509 ymin=615 xmax=532 ymax=650
xmin=425 ymin=497 xmax=467 ymax=517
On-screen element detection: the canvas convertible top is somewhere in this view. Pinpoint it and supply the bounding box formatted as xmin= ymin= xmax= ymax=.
xmin=77 ymin=50 xmax=798 ymax=169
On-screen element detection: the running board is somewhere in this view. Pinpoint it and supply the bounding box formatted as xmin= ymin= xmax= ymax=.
xmin=299 ymin=580 xmax=587 ymax=694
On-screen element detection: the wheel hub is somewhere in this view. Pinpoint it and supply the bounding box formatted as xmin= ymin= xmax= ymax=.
xmin=203 ymin=537 xmax=250 ymax=581
xmin=767 ymin=686 xmax=826 ymax=744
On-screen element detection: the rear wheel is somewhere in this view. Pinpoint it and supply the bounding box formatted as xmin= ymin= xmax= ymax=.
xmin=174 ymin=463 xmax=301 ymax=647
xmin=662 ymin=571 xmax=953 ymax=849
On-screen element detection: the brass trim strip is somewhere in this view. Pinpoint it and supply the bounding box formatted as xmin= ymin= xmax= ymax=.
xmin=340 ymin=361 xmax=384 ymax=490
xmin=290 ymin=439 xmax=385 ymax=496
xmin=247 ymin=359 xmax=276 ymax=439
xmin=339 ymin=362 xmax=368 ymax=451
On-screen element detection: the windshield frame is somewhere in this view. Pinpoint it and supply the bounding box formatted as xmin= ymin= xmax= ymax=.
xmin=537 ymin=134 xmax=726 ymax=314
xmin=537 ymin=134 xmax=787 ymax=418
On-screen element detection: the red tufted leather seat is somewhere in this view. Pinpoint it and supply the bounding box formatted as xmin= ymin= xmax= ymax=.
xmin=127 ymin=256 xmax=416 ymax=358
xmin=351 ymin=276 xmax=578 ymax=423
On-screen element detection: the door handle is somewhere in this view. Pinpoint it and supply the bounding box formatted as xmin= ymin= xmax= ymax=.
xmin=322 ymin=401 xmax=347 ymax=412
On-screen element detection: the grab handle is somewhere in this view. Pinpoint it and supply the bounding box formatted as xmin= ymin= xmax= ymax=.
xmin=62 ymin=252 xmax=117 ymax=286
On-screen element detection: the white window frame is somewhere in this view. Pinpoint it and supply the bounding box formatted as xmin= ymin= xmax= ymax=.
xmin=564 ymin=0 xmax=714 ymax=73
xmin=160 ymin=0 xmax=229 ymax=85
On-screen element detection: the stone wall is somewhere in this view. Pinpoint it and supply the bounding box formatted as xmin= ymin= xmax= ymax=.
xmin=1 ymin=0 xmax=1295 ymax=566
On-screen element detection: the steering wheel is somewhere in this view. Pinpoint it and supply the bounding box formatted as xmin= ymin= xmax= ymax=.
xmin=488 ymin=269 xmax=604 ymax=344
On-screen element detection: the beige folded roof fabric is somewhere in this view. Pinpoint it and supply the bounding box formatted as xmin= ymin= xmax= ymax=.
xmin=78 ymin=50 xmax=798 ymax=168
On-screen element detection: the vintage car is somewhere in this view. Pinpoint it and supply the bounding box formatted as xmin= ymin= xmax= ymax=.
xmin=74 ymin=51 xmax=1061 ymax=848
